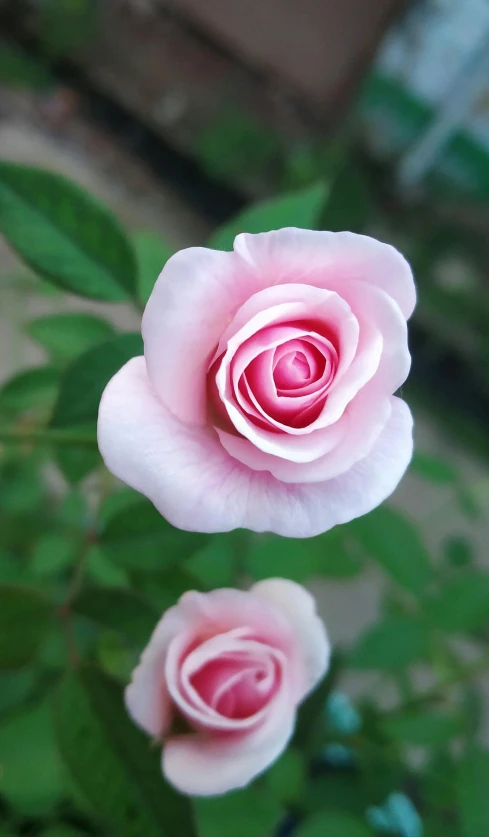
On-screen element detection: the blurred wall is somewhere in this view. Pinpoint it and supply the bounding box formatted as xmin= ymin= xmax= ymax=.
xmin=164 ymin=0 xmax=406 ymax=107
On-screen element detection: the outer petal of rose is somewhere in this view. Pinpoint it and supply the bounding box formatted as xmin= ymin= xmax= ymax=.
xmin=234 ymin=228 xmax=416 ymax=319
xmin=98 ymin=357 xmax=413 ymax=537
xmin=142 ymin=246 xmax=248 ymax=425
xmin=326 ymin=278 xmax=411 ymax=395
xmin=162 ymin=703 xmax=296 ymax=796
xmin=251 ymin=579 xmax=330 ymax=698
xmin=124 ymin=604 xmax=189 ymax=737
xmin=217 ymin=390 xmax=391 ymax=483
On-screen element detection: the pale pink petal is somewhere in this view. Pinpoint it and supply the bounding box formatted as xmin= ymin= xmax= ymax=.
xmin=217 ymin=389 xmax=391 ymax=483
xmin=142 ymin=247 xmax=248 ymax=425
xmin=166 ymin=630 xmax=287 ymax=730
xmin=162 ymin=700 xmax=295 ymax=796
xmin=326 ymin=279 xmax=411 ymax=394
xmin=98 ymin=357 xmax=412 ymax=537
xmin=251 ymin=579 xmax=330 ymax=697
xmin=124 ymin=604 xmax=188 ymax=737
xmin=234 ymin=228 xmax=416 ymax=319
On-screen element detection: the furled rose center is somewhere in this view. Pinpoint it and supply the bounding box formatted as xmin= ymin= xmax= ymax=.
xmin=210 ymin=317 xmax=341 ymax=433
xmin=172 ymin=628 xmax=283 ymax=726
xmin=191 ymin=650 xmax=278 ymax=719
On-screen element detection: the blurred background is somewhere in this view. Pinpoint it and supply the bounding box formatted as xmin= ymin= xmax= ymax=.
xmin=1 ymin=1 xmax=489 ymax=836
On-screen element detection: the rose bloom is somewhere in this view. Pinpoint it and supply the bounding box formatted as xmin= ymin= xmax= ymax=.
xmin=98 ymin=228 xmax=415 ymax=537
xmin=125 ymin=579 xmax=329 ymax=796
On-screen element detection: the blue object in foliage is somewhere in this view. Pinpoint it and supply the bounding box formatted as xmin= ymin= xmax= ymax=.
xmin=366 ymin=793 xmax=422 ymax=837
xmin=322 ymin=742 xmax=358 ymax=768
xmin=325 ymin=690 xmax=362 ymax=735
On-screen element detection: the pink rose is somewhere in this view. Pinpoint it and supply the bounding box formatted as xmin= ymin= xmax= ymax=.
xmin=98 ymin=228 xmax=415 ymax=537
xmin=125 ymin=579 xmax=329 ymax=796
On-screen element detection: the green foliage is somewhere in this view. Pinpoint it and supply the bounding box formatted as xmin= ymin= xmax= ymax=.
xmin=0 ymin=585 xmax=52 ymax=670
xmin=99 ymin=496 xmax=208 ymax=571
xmin=350 ymin=507 xmax=433 ymax=595
xmin=0 ymin=43 xmax=53 ymax=90
xmin=296 ymin=811 xmax=372 ymax=837
xmin=266 ymin=749 xmax=307 ymax=806
xmin=457 ymin=747 xmax=489 ymax=837
xmin=0 ymin=163 xmax=137 ymax=300
xmin=51 ymin=333 xmax=142 ymax=427
xmin=133 ymin=231 xmax=173 ymax=306
xmin=196 ymin=109 xmax=282 ymax=186
xmin=55 ymin=666 xmax=195 ymax=836
xmin=246 ymin=530 xmax=363 ymax=582
xmin=39 ymin=0 xmax=98 ymax=58
xmin=0 ymin=366 xmax=60 ymax=417
xmin=411 ymin=451 xmax=459 ymax=484
xmin=194 ymin=785 xmax=283 ymax=837
xmin=384 ymin=710 xmax=461 ymax=746
xmin=74 ymin=587 xmax=158 ymax=646
xmin=0 ymin=698 xmax=65 ymax=815
xmin=427 ymin=571 xmax=489 ymax=633
xmin=27 ymin=312 xmax=115 ymax=365
xmin=350 ymin=615 xmax=430 ymax=670
xmin=209 ymin=183 xmax=328 ymax=251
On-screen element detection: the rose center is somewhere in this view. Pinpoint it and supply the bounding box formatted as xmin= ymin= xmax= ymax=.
xmin=190 ymin=653 xmax=277 ymax=720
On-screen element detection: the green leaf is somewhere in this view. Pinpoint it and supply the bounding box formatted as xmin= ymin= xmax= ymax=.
xmin=411 ymin=452 xmax=458 ymax=484
xmin=194 ymin=785 xmax=283 ymax=837
xmin=85 ymin=544 xmax=130 ymax=588
xmin=0 ymin=698 xmax=64 ymax=815
xmin=350 ymin=615 xmax=430 ymax=670
xmin=39 ymin=828 xmax=86 ymax=837
xmin=74 ymin=587 xmax=158 ymax=646
xmin=58 ymin=487 xmax=90 ymax=528
xmin=458 ymin=747 xmax=489 ymax=837
xmin=266 ymin=749 xmax=306 ymax=806
xmin=442 ymin=536 xmax=473 ymax=569
xmin=56 ymin=428 xmax=101 ymax=483
xmin=133 ymin=231 xmax=173 ymax=305
xmin=27 ymin=312 xmax=115 ymax=364
xmin=349 ymin=507 xmax=433 ymax=595
xmin=293 ymin=651 xmax=342 ymax=751
xmin=30 ymin=532 xmax=79 ymax=577
xmin=51 ymin=333 xmax=143 ymax=427
xmin=0 ymin=365 xmax=60 ymax=416
xmin=0 ymin=43 xmax=53 ymax=89
xmin=310 ymin=530 xmax=364 ymax=578
xmin=246 ymin=535 xmax=318 ymax=583
xmin=0 ymin=585 xmax=52 ymax=670
xmin=245 ymin=530 xmax=362 ymax=582
xmin=100 ymin=497 xmax=208 ymax=571
xmin=209 ymin=183 xmax=328 ymax=251
xmin=0 ymin=162 xmax=137 ymax=300
xmin=296 ymin=811 xmax=371 ymax=837
xmin=185 ymin=536 xmax=237 ymax=589
xmin=55 ymin=666 xmax=195 ymax=837
xmin=385 ymin=710 xmax=461 ymax=746
xmin=321 ymin=162 xmax=372 ymax=233
xmin=427 ymin=571 xmax=489 ymax=633
xmin=40 ymin=0 xmax=97 ymax=57
xmin=0 ymin=668 xmax=38 ymax=718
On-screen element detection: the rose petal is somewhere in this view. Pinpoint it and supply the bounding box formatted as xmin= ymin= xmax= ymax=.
xmin=162 ymin=700 xmax=295 ymax=795
xmin=166 ymin=628 xmax=287 ymax=730
xmin=217 ymin=389 xmax=391 ymax=483
xmin=142 ymin=247 xmax=244 ymax=425
xmin=98 ymin=356 xmax=412 ymax=537
xmin=251 ymin=579 xmax=330 ymax=697
xmin=234 ymin=228 xmax=416 ymax=319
